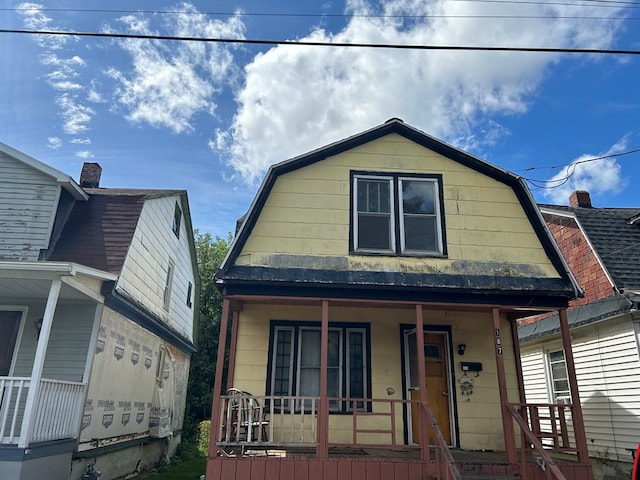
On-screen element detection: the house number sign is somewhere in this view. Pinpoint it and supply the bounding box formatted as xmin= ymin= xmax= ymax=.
xmin=495 ymin=329 xmax=502 ymax=355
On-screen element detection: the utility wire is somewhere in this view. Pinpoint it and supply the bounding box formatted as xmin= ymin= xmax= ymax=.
xmin=3 ymin=28 xmax=640 ymax=55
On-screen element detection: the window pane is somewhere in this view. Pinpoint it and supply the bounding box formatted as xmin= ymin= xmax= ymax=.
xmin=348 ymin=331 xmax=364 ymax=400
xmin=273 ymin=329 xmax=293 ymax=396
xmin=299 ymin=368 xmax=320 ymax=396
xmin=358 ymin=179 xmax=390 ymax=214
xmin=358 ymin=214 xmax=391 ymax=250
xmin=300 ymin=330 xmax=321 ymax=366
xmin=328 ymin=330 xmax=340 ymax=367
xmin=402 ymin=180 xmax=435 ymax=214
xmin=549 ymin=350 xmax=565 ymax=362
xmin=404 ymin=216 xmax=437 ymax=251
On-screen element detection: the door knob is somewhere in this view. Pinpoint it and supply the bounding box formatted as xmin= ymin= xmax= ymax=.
xmin=442 ymin=391 xmax=449 ymax=396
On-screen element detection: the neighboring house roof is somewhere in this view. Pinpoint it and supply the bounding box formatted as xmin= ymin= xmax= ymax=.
xmin=519 ymin=293 xmax=640 ymax=342
xmin=48 ymin=188 xmax=186 ymax=275
xmin=0 ymin=141 xmax=88 ymax=200
xmin=217 ymin=119 xmax=581 ymax=303
xmin=540 ymin=204 xmax=640 ymax=292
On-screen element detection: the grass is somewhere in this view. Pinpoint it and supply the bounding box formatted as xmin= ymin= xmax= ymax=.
xmin=135 ymin=421 xmax=210 ymax=479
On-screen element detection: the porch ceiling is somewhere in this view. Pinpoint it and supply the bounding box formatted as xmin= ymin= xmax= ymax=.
xmin=0 ymin=276 xmax=90 ymax=300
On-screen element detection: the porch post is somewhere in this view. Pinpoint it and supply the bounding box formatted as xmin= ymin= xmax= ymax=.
xmin=19 ymin=278 xmax=61 ymax=448
xmin=415 ymin=304 xmax=430 ymax=461
xmin=208 ymin=297 xmax=230 ymax=459
xmin=559 ymin=308 xmax=589 ymax=463
xmin=492 ymin=307 xmax=517 ymax=465
xmin=317 ymin=299 xmax=329 ymax=458
xmin=226 ymin=309 xmax=240 ymax=390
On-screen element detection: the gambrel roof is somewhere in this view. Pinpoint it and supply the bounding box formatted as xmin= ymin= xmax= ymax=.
xmin=216 ymin=119 xmax=581 ymax=306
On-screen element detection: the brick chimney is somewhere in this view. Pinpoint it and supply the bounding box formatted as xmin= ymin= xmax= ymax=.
xmin=80 ymin=163 xmax=102 ymax=188
xmin=569 ymin=190 xmax=592 ymax=208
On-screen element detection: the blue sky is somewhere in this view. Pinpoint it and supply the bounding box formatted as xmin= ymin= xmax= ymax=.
xmin=2 ymin=0 xmax=639 ymax=237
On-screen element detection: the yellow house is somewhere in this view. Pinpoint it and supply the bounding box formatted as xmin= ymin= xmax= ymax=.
xmin=206 ymin=119 xmax=593 ymax=480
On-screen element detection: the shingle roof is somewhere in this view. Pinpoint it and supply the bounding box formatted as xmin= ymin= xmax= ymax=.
xmin=48 ymin=188 xmax=184 ymax=275
xmin=540 ymin=204 xmax=640 ymax=291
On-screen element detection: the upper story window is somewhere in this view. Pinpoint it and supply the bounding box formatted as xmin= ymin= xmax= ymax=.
xmin=172 ymin=202 xmax=182 ymax=238
xmin=163 ymin=260 xmax=174 ymax=311
xmin=351 ymin=172 xmax=446 ymax=256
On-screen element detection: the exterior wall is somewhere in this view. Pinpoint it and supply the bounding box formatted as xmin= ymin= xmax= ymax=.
xmin=117 ymin=196 xmax=196 ymax=341
xmin=521 ymin=315 xmax=640 ymax=462
xmin=545 ymin=214 xmax=614 ymax=307
xmin=237 ymin=134 xmax=560 ymax=280
xmin=79 ymin=308 xmax=190 ymax=448
xmin=231 ymin=304 xmax=519 ymax=452
xmin=0 ymin=152 xmax=61 ymax=260
xmin=12 ymin=300 xmax=94 ymax=382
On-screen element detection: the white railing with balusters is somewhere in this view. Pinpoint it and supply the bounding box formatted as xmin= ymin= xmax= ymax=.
xmin=0 ymin=377 xmax=31 ymax=444
xmin=0 ymin=377 xmax=86 ymax=445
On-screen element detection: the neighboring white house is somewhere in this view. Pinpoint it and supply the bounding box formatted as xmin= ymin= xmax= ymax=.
xmin=519 ymin=191 xmax=640 ymax=468
xmin=0 ymin=142 xmax=199 ymax=480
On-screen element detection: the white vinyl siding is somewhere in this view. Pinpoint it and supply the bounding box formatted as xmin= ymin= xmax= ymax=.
xmin=521 ymin=316 xmax=640 ymax=462
xmin=0 ymin=152 xmax=62 ymax=260
xmin=118 ymin=196 xmax=196 ymax=342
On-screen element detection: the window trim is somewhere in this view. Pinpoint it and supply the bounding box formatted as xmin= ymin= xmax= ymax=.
xmin=546 ymin=348 xmax=571 ymax=404
xmin=350 ymin=171 xmax=447 ymax=257
xmin=266 ymin=320 xmax=371 ymax=413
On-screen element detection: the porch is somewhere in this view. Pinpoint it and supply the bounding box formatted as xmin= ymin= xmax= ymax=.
xmin=206 ymin=296 xmax=594 ymax=480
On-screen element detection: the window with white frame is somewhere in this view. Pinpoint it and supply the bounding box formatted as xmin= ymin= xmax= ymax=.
xmin=352 ymin=172 xmax=445 ymax=256
xmin=268 ymin=322 xmax=369 ymax=412
xmin=547 ymin=349 xmax=571 ymax=403
xmin=163 ymin=260 xmax=174 ymax=310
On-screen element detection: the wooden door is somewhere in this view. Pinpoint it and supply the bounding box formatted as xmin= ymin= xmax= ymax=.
xmin=411 ymin=333 xmax=451 ymax=444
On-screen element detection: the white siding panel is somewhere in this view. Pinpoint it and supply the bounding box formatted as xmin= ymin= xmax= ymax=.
xmin=0 ymin=152 xmax=61 ymax=260
xmin=520 ymin=347 xmax=549 ymax=403
xmin=523 ymin=316 xmax=640 ymax=462
xmin=117 ymin=196 xmax=195 ymax=342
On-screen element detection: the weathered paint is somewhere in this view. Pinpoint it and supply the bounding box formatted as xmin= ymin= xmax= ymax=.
xmin=236 ymin=134 xmax=560 ymax=280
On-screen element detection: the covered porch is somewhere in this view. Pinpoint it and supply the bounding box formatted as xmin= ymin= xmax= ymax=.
xmin=0 ymin=261 xmax=115 ymax=453
xmin=206 ymin=295 xmax=593 ymax=480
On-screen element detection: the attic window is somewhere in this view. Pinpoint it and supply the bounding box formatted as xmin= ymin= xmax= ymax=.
xmin=172 ymin=202 xmax=182 ymax=238
xmin=163 ymin=260 xmax=174 ymax=311
xmin=186 ymin=282 xmax=193 ymax=308
xmin=351 ymin=172 xmax=446 ymax=256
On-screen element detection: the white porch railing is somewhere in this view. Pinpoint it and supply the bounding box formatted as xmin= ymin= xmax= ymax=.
xmin=0 ymin=376 xmax=86 ymax=445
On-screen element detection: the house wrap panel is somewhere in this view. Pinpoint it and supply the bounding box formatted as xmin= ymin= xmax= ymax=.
xmin=0 ymin=152 xmax=61 ymax=260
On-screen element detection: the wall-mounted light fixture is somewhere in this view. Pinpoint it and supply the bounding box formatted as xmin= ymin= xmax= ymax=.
xmin=458 ymin=344 xmax=466 ymax=356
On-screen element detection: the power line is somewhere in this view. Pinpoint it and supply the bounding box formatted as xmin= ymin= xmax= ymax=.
xmin=3 ymin=28 xmax=640 ymax=55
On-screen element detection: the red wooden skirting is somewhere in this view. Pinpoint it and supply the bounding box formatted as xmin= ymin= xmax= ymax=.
xmin=207 ymin=457 xmax=433 ymax=480
xmin=207 ymin=457 xmax=593 ymax=480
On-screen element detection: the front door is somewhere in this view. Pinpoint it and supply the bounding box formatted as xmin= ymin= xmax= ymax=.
xmin=406 ymin=330 xmax=452 ymax=444
xmin=0 ymin=310 xmax=23 ymax=376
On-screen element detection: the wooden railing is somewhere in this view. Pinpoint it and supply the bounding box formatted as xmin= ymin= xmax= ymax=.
xmin=421 ymin=401 xmax=462 ymax=480
xmin=0 ymin=376 xmax=86 ymax=445
xmin=507 ymin=403 xmax=570 ymax=480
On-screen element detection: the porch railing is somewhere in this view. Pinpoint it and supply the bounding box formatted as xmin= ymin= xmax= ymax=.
xmin=421 ymin=401 xmax=462 ymax=480
xmin=0 ymin=376 xmax=86 ymax=445
xmin=507 ymin=403 xmax=575 ymax=480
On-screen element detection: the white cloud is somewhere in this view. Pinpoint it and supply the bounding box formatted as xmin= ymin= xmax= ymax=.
xmin=57 ymin=94 xmax=96 ymax=134
xmin=540 ymin=139 xmax=629 ymax=204
xmin=106 ymin=3 xmax=245 ymax=133
xmin=17 ymin=2 xmax=67 ymax=50
xmin=47 ymin=137 xmax=62 ymax=149
xmin=75 ymin=150 xmax=94 ymax=159
xmin=213 ymin=0 xmax=628 ymax=184
xmin=71 ymin=138 xmax=91 ymax=145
